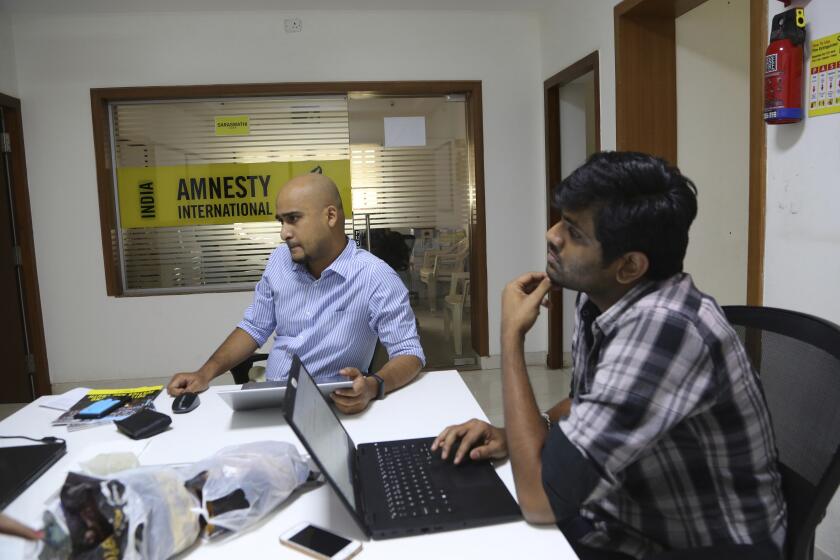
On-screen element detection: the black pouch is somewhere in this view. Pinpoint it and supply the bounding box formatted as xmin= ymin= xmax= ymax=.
xmin=114 ymin=408 xmax=172 ymax=439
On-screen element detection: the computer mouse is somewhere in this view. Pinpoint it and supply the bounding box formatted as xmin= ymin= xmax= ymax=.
xmin=172 ymin=392 xmax=200 ymax=414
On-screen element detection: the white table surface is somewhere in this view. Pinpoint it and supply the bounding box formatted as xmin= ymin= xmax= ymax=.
xmin=0 ymin=371 xmax=577 ymax=559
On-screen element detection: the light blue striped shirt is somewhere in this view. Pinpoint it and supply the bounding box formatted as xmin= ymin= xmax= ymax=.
xmin=237 ymin=238 xmax=425 ymax=381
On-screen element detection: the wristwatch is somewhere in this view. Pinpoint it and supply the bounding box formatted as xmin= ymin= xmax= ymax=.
xmin=365 ymin=372 xmax=385 ymax=400
xmin=541 ymin=411 xmax=553 ymax=430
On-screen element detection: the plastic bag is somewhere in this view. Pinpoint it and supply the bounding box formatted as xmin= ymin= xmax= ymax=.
xmin=181 ymin=441 xmax=310 ymax=539
xmin=29 ymin=468 xmax=199 ymax=560
xmin=28 ymin=440 xmax=309 ymax=559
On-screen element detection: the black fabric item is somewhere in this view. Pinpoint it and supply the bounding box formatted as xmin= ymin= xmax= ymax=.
xmin=541 ymin=423 xmax=601 ymax=523
xmin=114 ymin=408 xmax=171 ymax=439
xmin=574 ymin=545 xmax=636 ymax=560
xmin=647 ymin=540 xmax=782 ymax=560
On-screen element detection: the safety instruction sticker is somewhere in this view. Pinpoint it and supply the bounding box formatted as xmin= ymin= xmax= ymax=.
xmin=117 ymin=159 xmax=351 ymax=228
xmin=808 ymin=32 xmax=840 ymax=117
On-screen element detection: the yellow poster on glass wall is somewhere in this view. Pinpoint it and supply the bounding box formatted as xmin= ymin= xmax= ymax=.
xmin=117 ymin=159 xmax=351 ymax=228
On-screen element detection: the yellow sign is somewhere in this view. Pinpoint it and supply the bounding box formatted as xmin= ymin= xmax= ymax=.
xmin=117 ymin=160 xmax=351 ymax=228
xmin=214 ymin=115 xmax=250 ymax=136
xmin=808 ymin=33 xmax=840 ymax=117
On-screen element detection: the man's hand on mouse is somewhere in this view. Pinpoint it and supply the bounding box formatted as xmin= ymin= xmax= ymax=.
xmin=167 ymin=371 xmax=211 ymax=396
xmin=432 ymin=419 xmax=508 ymax=465
xmin=330 ymin=367 xmax=377 ymax=414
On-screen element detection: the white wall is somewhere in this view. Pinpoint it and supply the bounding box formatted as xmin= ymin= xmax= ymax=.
xmin=9 ymin=9 xmax=544 ymax=382
xmin=541 ymin=1 xmax=622 ymax=152
xmin=765 ymin=2 xmax=840 ymax=558
xmin=0 ymin=9 xmax=16 ymax=95
xmin=677 ymin=0 xmax=750 ymax=305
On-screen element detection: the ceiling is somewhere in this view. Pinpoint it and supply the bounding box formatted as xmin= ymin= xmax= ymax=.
xmin=0 ymin=0 xmax=553 ymax=15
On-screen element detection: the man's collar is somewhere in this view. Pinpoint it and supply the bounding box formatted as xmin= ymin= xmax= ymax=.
xmin=292 ymin=237 xmax=354 ymax=279
xmin=587 ymin=273 xmax=689 ymax=332
xmin=584 ymin=279 xmax=656 ymax=332
xmin=324 ymin=238 xmax=355 ymax=279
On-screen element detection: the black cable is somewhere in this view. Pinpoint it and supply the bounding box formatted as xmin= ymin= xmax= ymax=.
xmin=0 ymin=435 xmax=66 ymax=445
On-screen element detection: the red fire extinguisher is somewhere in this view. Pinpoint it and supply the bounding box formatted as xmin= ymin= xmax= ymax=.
xmin=764 ymin=8 xmax=807 ymax=124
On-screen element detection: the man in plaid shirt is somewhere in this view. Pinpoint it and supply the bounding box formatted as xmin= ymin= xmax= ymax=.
xmin=433 ymin=152 xmax=787 ymax=559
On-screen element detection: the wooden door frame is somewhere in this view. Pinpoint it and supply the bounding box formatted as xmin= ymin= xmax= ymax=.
xmin=0 ymin=92 xmax=52 ymax=398
xmin=544 ymin=52 xmax=601 ymax=369
xmin=91 ymin=81 xmax=489 ymax=356
xmin=614 ymin=0 xmax=767 ymax=305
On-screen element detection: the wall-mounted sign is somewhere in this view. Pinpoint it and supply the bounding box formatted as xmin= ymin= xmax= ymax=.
xmin=117 ymin=159 xmax=351 ymax=228
xmin=808 ymin=32 xmax=840 ymax=117
xmin=214 ymin=115 xmax=251 ymax=136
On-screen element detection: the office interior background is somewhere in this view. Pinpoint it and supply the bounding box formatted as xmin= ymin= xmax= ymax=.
xmin=0 ymin=0 xmax=838 ymax=557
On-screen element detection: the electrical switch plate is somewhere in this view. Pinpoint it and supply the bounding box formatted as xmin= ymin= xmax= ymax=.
xmin=284 ymin=18 xmax=302 ymax=33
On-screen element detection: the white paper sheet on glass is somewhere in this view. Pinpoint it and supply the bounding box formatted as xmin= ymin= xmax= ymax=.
xmin=384 ymin=116 xmax=426 ymax=147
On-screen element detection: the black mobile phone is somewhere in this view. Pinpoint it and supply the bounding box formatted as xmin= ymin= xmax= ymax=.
xmin=74 ymin=397 xmax=128 ymax=419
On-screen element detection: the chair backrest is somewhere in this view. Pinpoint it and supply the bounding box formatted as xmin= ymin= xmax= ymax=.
xmin=722 ymin=305 xmax=840 ymax=560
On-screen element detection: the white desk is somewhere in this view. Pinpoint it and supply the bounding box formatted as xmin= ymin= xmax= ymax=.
xmin=0 ymin=371 xmax=578 ymax=559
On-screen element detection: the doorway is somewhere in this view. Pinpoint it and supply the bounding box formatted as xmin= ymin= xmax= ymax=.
xmin=614 ymin=0 xmax=767 ymax=305
xmin=543 ymin=52 xmax=601 ymax=369
xmin=0 ymin=93 xmax=51 ymax=402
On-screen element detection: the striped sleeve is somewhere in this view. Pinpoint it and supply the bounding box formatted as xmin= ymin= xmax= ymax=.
xmin=237 ymin=252 xmax=279 ymax=346
xmin=367 ymin=264 xmax=426 ymax=366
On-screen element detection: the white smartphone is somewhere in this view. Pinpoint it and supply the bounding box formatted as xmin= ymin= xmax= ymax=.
xmin=279 ymin=522 xmax=362 ymax=560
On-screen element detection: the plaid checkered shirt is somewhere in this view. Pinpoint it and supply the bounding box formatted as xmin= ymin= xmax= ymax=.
xmin=554 ymin=273 xmax=787 ymax=558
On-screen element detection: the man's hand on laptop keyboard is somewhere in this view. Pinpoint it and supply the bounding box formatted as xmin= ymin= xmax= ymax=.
xmin=330 ymin=367 xmax=377 ymax=414
xmin=432 ymin=419 xmax=508 ymax=465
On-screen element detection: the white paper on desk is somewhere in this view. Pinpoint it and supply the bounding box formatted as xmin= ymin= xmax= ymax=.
xmin=38 ymin=387 xmax=90 ymax=411
xmin=72 ymin=439 xmax=151 ymax=473
xmin=384 ymin=116 xmax=426 ymax=147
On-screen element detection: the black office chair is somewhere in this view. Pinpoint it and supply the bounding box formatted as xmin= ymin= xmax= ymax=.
xmin=721 ymin=305 xmax=840 ymax=560
xmin=229 ymin=353 xmax=268 ymax=384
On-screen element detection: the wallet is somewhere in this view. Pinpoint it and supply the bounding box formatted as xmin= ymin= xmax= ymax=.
xmin=114 ymin=408 xmax=172 ymax=439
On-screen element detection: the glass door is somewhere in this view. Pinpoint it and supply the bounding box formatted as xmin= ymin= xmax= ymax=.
xmin=348 ymin=95 xmax=477 ymax=369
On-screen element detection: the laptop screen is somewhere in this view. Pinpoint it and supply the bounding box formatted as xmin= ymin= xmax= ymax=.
xmin=288 ymin=359 xmax=357 ymax=512
xmin=0 ymin=441 xmax=66 ymax=509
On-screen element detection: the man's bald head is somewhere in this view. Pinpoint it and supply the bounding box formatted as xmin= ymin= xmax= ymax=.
xmin=282 ymin=173 xmax=345 ymax=216
xmin=275 ymin=173 xmax=348 ymax=272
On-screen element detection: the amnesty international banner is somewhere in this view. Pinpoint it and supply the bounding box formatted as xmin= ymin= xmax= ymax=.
xmin=117 ymin=159 xmax=351 ymax=228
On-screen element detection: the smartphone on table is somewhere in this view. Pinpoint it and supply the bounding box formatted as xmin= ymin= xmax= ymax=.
xmin=74 ymin=397 xmax=128 ymax=419
xmin=279 ymin=522 xmax=362 ymax=560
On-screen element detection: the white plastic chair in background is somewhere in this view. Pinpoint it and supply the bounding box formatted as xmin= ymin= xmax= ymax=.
xmin=418 ymin=238 xmax=469 ymax=311
xmin=443 ymin=272 xmax=471 ymax=355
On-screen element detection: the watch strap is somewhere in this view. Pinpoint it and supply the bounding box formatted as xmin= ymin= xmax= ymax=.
xmin=367 ymin=372 xmax=385 ymax=400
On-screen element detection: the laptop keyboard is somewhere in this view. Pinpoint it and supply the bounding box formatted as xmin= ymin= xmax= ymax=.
xmin=375 ymin=440 xmax=453 ymax=520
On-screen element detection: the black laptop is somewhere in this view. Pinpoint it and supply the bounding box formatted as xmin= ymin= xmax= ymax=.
xmin=283 ymin=354 xmax=521 ymax=539
xmin=0 ymin=439 xmax=66 ymax=509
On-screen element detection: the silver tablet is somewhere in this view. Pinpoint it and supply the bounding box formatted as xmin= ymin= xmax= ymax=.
xmin=216 ymin=379 xmax=353 ymax=411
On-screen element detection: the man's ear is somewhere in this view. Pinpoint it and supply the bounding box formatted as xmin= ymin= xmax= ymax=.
xmin=325 ymin=205 xmax=338 ymax=228
xmin=615 ymin=251 xmax=649 ymax=285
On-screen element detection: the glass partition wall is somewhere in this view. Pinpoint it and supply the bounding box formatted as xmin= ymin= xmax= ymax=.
xmin=348 ymin=95 xmax=477 ymax=368
xmin=106 ymin=92 xmax=477 ymax=370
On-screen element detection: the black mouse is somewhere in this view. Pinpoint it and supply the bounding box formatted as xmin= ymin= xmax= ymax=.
xmin=172 ymin=392 xmax=200 ymax=414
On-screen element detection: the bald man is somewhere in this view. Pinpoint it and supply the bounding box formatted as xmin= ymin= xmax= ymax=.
xmin=167 ymin=174 xmax=425 ymax=414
